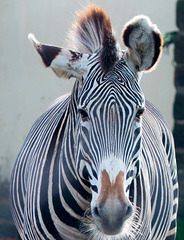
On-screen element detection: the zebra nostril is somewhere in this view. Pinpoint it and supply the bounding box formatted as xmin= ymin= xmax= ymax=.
xmin=92 ymin=206 xmax=101 ymax=219
xmin=124 ymin=204 xmax=133 ymax=220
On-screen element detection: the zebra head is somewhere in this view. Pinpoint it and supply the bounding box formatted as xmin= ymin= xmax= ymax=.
xmin=28 ymin=5 xmax=162 ymax=238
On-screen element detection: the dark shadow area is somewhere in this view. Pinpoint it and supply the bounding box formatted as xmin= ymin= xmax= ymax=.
xmin=172 ymin=0 xmax=184 ymax=239
xmin=0 ymin=182 xmax=20 ymax=239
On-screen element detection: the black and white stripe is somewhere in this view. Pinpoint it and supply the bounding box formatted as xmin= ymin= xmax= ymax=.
xmin=10 ymin=5 xmax=178 ymax=240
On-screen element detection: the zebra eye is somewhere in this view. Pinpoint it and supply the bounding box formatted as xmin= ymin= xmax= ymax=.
xmin=136 ymin=107 xmax=145 ymax=119
xmin=78 ymin=108 xmax=89 ymax=122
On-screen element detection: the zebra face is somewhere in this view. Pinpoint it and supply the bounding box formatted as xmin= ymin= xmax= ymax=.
xmin=28 ymin=4 xmax=163 ymax=238
xmin=76 ymin=53 xmax=145 ymax=236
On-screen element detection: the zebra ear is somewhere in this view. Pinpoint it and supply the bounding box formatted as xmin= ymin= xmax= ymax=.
xmin=122 ymin=15 xmax=163 ymax=72
xmin=28 ymin=34 xmax=89 ymax=79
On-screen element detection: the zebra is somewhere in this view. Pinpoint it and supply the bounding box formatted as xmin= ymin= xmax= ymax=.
xmin=10 ymin=5 xmax=178 ymax=240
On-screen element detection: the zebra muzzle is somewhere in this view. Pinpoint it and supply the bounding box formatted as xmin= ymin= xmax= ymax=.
xmin=91 ymin=170 xmax=133 ymax=235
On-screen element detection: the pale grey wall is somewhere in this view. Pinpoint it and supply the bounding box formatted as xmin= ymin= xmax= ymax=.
xmin=0 ymin=0 xmax=176 ymax=181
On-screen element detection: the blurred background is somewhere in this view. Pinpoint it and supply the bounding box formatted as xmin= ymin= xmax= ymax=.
xmin=1 ymin=0 xmax=183 ymax=239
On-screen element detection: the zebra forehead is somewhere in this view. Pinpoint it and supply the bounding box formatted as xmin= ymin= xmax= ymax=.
xmin=79 ymin=80 xmax=144 ymax=111
xmin=79 ymin=53 xmax=145 ymax=108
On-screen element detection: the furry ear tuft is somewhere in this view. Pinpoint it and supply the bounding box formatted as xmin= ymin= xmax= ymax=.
xmin=122 ymin=15 xmax=163 ymax=72
xmin=67 ymin=4 xmax=118 ymax=72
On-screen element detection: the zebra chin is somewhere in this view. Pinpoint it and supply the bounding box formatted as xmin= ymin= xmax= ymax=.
xmin=81 ymin=208 xmax=136 ymax=240
xmin=91 ymin=198 xmax=133 ymax=236
xmin=81 ymin=202 xmax=140 ymax=240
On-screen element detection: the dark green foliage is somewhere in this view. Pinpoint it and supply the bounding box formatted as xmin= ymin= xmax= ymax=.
xmin=163 ymin=31 xmax=178 ymax=50
xmin=176 ymin=218 xmax=184 ymax=240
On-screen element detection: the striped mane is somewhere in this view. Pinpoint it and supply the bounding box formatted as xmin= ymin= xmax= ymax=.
xmin=67 ymin=5 xmax=118 ymax=72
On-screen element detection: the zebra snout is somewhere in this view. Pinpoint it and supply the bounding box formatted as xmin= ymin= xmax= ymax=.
xmin=92 ymin=200 xmax=133 ymax=235
xmin=91 ymin=170 xmax=133 ymax=235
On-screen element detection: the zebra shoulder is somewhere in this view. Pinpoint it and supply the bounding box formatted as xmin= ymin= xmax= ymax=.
xmin=17 ymin=93 xmax=71 ymax=172
xmin=10 ymin=93 xmax=71 ymax=237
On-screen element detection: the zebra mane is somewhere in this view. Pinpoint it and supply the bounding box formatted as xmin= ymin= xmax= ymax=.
xmin=67 ymin=5 xmax=118 ymax=72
